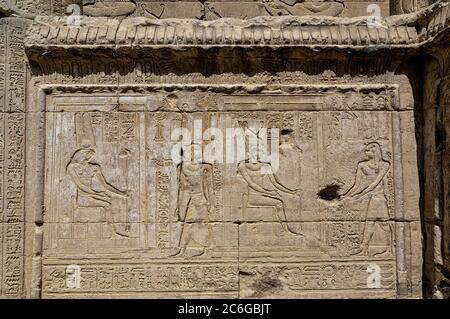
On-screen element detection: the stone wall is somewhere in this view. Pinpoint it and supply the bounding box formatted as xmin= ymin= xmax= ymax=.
xmin=422 ymin=46 xmax=450 ymax=299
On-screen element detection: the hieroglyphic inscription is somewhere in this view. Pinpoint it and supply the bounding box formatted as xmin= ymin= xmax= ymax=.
xmin=4 ymin=0 xmax=52 ymax=15
xmin=43 ymin=264 xmax=238 ymax=293
xmin=156 ymin=168 xmax=171 ymax=249
xmin=120 ymin=113 xmax=138 ymax=142
xmin=212 ymin=164 xmax=224 ymax=221
xmin=5 ymin=24 xmax=26 ymax=113
xmin=1 ymin=114 xmax=25 ymax=297
xmin=0 ymin=114 xmax=3 ymax=293
xmin=0 ymin=114 xmax=4 ymax=221
xmin=0 ymin=24 xmax=6 ymax=113
xmin=240 ymin=261 xmax=396 ymax=297
xmin=42 ymin=86 xmax=420 ymax=298
xmin=0 ymin=19 xmax=27 ymax=298
xmin=93 ymin=113 xmax=138 ymax=143
xmin=0 ymin=65 xmax=5 ymax=113
xmin=103 ymin=113 xmax=120 ymax=143
xmin=298 ymin=113 xmax=313 ymax=140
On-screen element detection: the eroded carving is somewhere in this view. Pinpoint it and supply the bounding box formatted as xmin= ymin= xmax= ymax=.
xmin=83 ymin=0 xmax=137 ymax=17
xmin=76 ymin=0 xmax=393 ymax=19
xmin=260 ymin=0 xmax=345 ymax=17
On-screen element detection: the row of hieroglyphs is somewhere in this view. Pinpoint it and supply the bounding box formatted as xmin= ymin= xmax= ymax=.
xmin=42 ymin=261 xmax=398 ymax=293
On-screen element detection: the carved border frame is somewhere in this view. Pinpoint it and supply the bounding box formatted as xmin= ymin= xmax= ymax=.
xmin=25 ymin=80 xmax=422 ymax=298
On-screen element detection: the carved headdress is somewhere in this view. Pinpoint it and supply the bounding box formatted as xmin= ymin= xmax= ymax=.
xmin=75 ymin=113 xmax=96 ymax=149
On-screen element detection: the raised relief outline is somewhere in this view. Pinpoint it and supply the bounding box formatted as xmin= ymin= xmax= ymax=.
xmin=39 ymin=84 xmax=418 ymax=298
xmin=340 ymin=142 xmax=394 ymax=257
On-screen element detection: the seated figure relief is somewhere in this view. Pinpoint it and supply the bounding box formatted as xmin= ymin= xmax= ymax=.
xmin=67 ymin=148 xmax=131 ymax=237
xmin=83 ymin=0 xmax=137 ymax=17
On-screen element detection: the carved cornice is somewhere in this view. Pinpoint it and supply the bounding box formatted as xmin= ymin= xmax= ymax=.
xmin=24 ymin=2 xmax=449 ymax=51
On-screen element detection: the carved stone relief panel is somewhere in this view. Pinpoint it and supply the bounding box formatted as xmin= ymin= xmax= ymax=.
xmin=441 ymin=77 xmax=450 ymax=279
xmin=76 ymin=0 xmax=391 ymax=19
xmin=39 ymin=84 xmax=422 ymax=298
xmin=0 ymin=0 xmax=51 ymax=16
xmin=4 ymin=0 xmax=439 ymax=18
xmin=391 ymin=0 xmax=435 ymax=15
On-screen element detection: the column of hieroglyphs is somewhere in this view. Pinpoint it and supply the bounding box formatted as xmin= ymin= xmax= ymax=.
xmin=0 ymin=17 xmax=30 ymax=298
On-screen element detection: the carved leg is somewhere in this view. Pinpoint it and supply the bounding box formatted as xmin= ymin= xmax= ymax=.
xmin=108 ymin=200 xmax=130 ymax=238
xmin=191 ymin=223 xmax=211 ymax=257
xmin=172 ymin=223 xmax=193 ymax=258
xmin=361 ymin=221 xmax=376 ymax=255
xmin=247 ymin=194 xmax=295 ymax=235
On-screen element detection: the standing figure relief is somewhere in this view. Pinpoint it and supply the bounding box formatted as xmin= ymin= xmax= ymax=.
xmin=340 ymin=142 xmax=393 ymax=257
xmin=277 ymin=128 xmax=302 ymax=191
xmin=172 ymin=144 xmax=214 ymax=258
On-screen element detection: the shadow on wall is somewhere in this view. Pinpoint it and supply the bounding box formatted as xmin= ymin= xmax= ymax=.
xmin=394 ymin=54 xmax=450 ymax=299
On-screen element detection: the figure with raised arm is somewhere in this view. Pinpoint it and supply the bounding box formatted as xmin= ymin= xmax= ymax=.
xmin=237 ymin=142 xmax=302 ymax=235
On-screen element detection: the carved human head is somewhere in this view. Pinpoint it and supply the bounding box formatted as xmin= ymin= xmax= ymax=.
xmin=365 ymin=142 xmax=382 ymax=161
xmin=71 ymin=148 xmax=96 ymax=163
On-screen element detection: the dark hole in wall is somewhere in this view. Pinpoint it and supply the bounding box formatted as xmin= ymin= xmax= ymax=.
xmin=281 ymin=128 xmax=294 ymax=135
xmin=317 ymin=184 xmax=341 ymax=201
xmin=250 ymin=274 xmax=283 ymax=298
